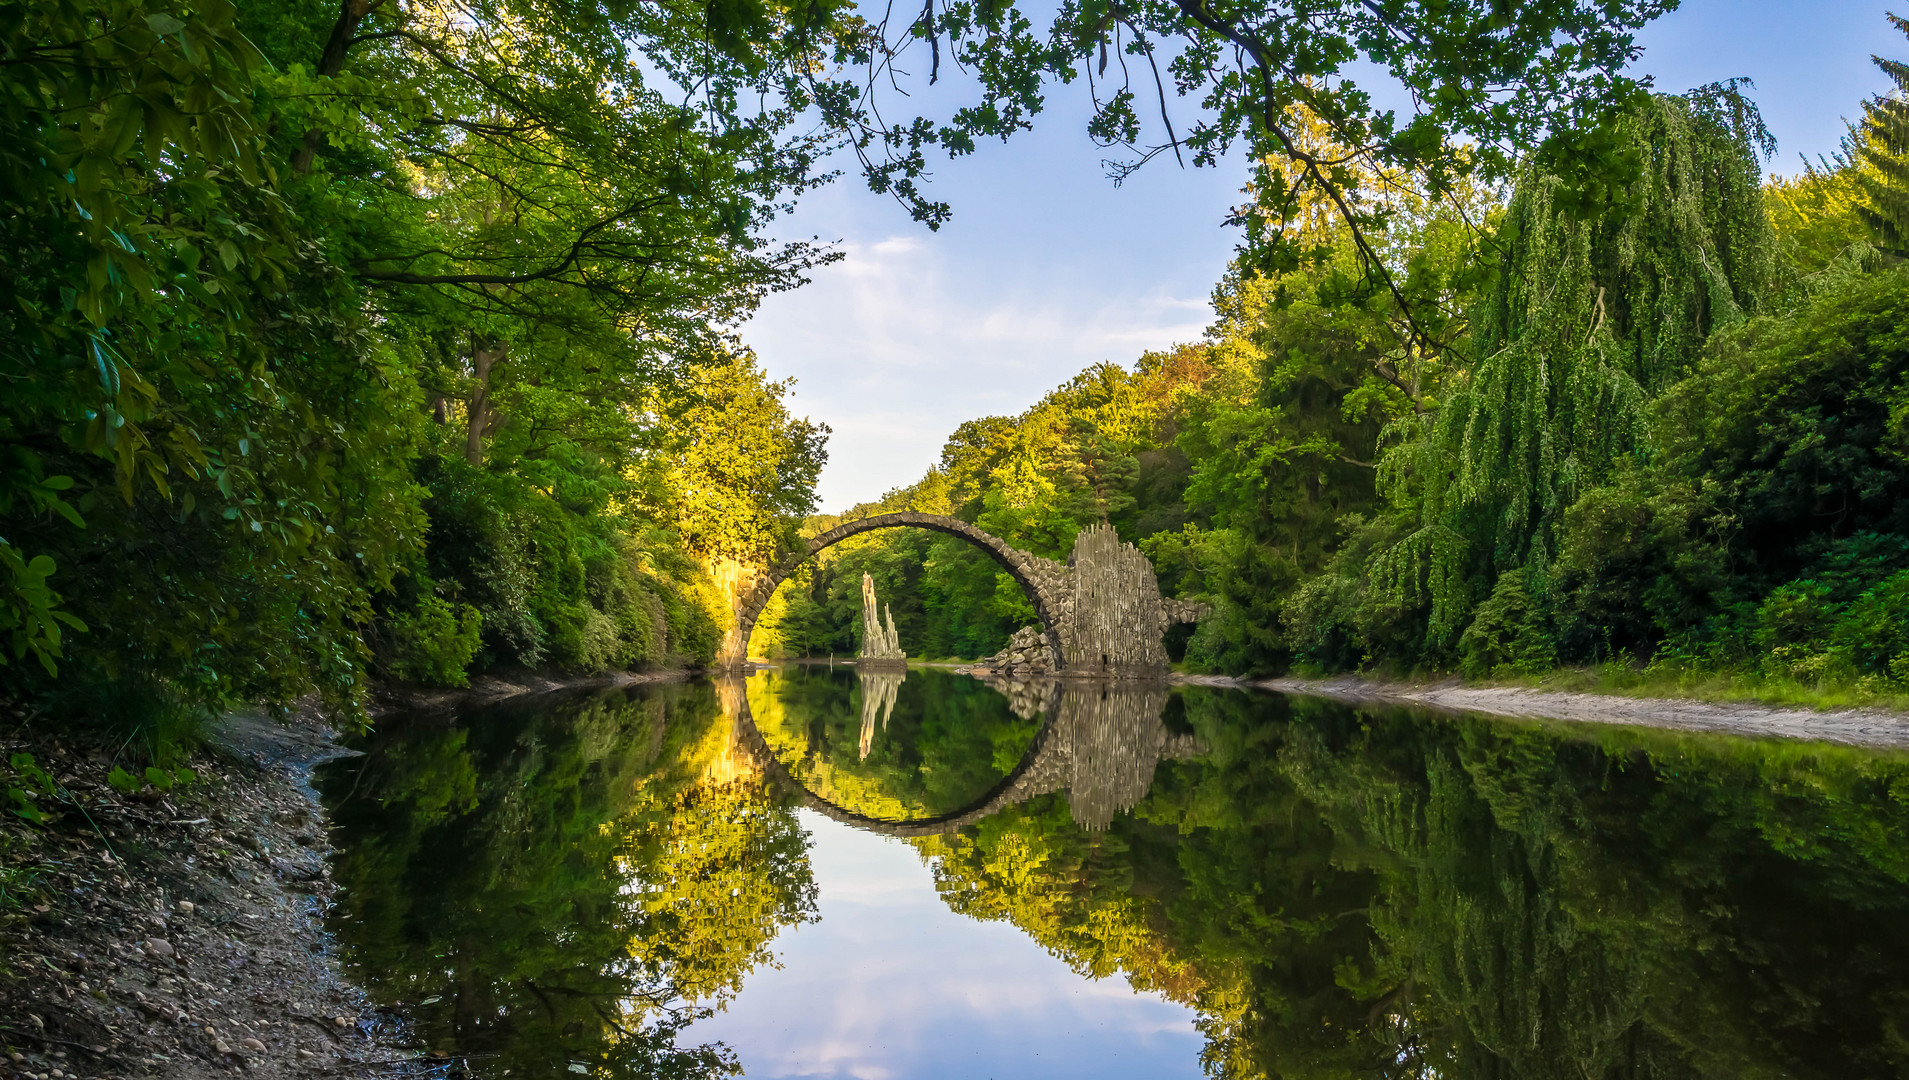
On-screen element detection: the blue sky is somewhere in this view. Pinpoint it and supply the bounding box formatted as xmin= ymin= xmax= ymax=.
xmin=742 ymin=0 xmax=1901 ymax=512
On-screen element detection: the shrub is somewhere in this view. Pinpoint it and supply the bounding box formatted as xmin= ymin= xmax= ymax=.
xmin=1459 ymin=570 xmax=1557 ymax=678
xmin=1828 ymin=570 xmax=1909 ymax=683
xmin=387 ymin=597 xmax=484 ymax=687
xmin=1752 ymin=580 xmax=1839 ymax=655
xmin=1653 ymin=267 xmax=1909 ymax=584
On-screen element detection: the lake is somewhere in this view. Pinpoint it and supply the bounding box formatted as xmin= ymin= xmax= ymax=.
xmin=315 ymin=666 xmax=1909 ymax=1078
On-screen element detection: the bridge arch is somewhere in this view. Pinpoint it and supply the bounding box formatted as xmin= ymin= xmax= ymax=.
xmin=728 ymin=512 xmax=1067 ymax=670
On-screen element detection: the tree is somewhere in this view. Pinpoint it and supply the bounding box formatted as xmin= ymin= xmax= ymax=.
xmin=642 ymin=350 xmax=830 ymax=565
xmin=1 ymin=0 xmax=845 ymax=725
xmin=1374 ymin=88 xmax=1775 ymax=651
xmin=255 ymin=0 xmax=839 ymax=469
xmin=1852 ymin=14 xmax=1909 ymax=255
xmin=817 ymin=0 xmax=1675 ymax=336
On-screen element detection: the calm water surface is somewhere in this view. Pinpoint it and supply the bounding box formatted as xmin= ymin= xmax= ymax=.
xmin=316 ymin=667 xmax=1909 ymax=1079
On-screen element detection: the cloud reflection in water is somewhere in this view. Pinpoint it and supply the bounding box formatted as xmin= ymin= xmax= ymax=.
xmin=681 ymin=808 xmax=1203 ymax=1079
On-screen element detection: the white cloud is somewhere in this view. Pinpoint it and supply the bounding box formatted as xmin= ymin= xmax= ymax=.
xmin=746 ymin=224 xmax=1226 ymax=510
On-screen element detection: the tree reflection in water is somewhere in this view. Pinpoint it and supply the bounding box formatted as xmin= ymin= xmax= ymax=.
xmin=317 ymin=681 xmax=814 ymax=1079
xmin=913 ymin=687 xmax=1909 ymax=1079
xmin=321 ymin=672 xmax=1909 ymax=1080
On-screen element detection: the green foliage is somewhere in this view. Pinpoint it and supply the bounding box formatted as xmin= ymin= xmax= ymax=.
xmin=2 ymin=0 xmax=839 ymax=736
xmin=641 ymin=351 xmax=830 ymax=566
xmin=104 ymin=762 xmax=193 ymax=795
xmin=1382 ymin=90 xmax=1775 ymax=650
xmin=1652 ymin=267 xmax=1909 ymax=580
xmin=105 ymin=766 xmax=139 ymax=797
xmin=1550 ymin=465 xmax=1732 ymax=657
xmin=385 ymin=598 xmax=483 ymax=688
xmin=1828 ymin=571 xmax=1909 ymax=682
xmin=6 ymin=753 xmax=56 ymax=824
xmin=1458 ymin=569 xmax=1558 ymax=678
xmin=1851 ymin=15 xmax=1909 ymax=255
xmin=0 ymin=542 xmax=86 ymax=675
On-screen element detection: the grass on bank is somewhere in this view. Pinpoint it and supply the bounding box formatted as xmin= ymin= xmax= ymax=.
xmin=1477 ymin=660 xmax=1909 ymax=715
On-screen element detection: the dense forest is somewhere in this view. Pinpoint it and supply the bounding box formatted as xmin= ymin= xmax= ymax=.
xmin=5 ymin=0 xmax=1909 ymax=763
xmin=1 ymin=0 xmax=841 ymax=749
xmin=768 ymin=63 xmax=1909 ymax=701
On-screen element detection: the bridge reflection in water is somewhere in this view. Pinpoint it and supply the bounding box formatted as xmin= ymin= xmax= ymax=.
xmin=727 ymin=667 xmax=1203 ymax=836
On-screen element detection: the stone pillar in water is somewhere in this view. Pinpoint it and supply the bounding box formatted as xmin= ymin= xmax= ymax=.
xmin=858 ymin=572 xmax=905 ymax=665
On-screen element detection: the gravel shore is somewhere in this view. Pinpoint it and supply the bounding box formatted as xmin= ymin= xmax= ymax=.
xmin=1253 ymin=675 xmax=1909 ymax=748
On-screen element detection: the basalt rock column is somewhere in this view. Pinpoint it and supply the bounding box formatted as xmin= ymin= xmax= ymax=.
xmin=858 ymin=572 xmax=906 ymax=666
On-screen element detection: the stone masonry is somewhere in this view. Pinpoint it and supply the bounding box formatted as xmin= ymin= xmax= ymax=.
xmin=724 ymin=512 xmax=1208 ymax=678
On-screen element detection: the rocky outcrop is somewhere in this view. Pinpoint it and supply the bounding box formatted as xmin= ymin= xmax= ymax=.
xmin=1057 ymin=522 xmax=1167 ymax=677
xmin=983 ymin=625 xmax=1055 ymax=675
xmin=857 ymin=572 xmax=905 ymax=664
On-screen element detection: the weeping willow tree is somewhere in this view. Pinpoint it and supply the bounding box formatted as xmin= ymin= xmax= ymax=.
xmin=1376 ymin=87 xmax=1776 ymax=651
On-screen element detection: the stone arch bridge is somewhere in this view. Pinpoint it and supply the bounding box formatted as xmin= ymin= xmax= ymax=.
xmin=721 ymin=512 xmax=1206 ymax=678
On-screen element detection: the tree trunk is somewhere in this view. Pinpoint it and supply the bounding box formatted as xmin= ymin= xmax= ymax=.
xmin=465 ymin=339 xmax=508 ymax=466
xmin=293 ymin=0 xmax=385 ymax=174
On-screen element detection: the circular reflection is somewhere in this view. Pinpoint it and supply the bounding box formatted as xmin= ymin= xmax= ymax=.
xmin=732 ymin=667 xmax=1202 ymax=838
xmin=738 ymin=666 xmax=1049 ymax=829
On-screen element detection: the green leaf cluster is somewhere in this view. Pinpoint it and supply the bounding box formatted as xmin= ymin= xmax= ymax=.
xmin=2 ymin=0 xmax=839 ymax=729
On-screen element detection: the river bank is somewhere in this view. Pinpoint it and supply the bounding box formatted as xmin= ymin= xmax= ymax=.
xmin=1250 ymin=674 xmax=1909 ymax=749
xmin=0 ymin=702 xmax=413 ymax=1080
xmin=0 ymin=668 xmax=696 ymax=1080
xmin=944 ymin=664 xmax=1909 ymax=749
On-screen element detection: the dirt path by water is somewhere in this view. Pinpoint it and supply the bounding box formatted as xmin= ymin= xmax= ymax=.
xmin=1245 ymin=675 xmax=1909 ymax=749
